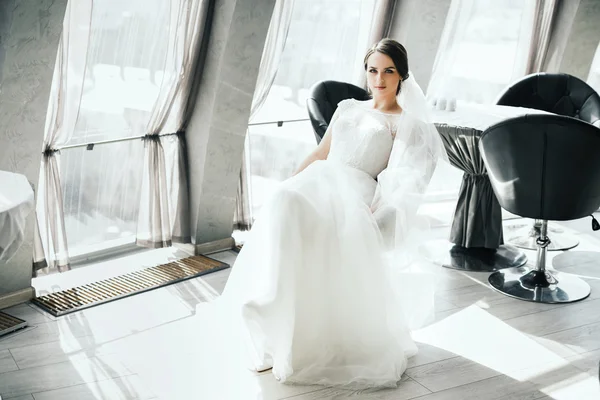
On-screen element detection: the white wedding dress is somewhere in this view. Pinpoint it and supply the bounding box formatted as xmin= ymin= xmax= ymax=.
xmin=216 ymin=98 xmax=442 ymax=389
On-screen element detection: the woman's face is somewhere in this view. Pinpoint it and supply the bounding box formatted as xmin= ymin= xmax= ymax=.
xmin=366 ymin=51 xmax=401 ymax=99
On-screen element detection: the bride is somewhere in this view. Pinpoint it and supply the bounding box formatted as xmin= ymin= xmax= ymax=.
xmin=218 ymin=39 xmax=447 ymax=389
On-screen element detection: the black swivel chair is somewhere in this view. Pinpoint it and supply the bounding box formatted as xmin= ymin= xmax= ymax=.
xmin=480 ymin=114 xmax=600 ymax=303
xmin=496 ymin=72 xmax=600 ymax=251
xmin=306 ymin=80 xmax=370 ymax=144
xmin=496 ymin=72 xmax=600 ymax=126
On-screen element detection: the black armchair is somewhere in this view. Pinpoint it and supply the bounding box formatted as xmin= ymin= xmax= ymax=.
xmin=480 ymin=114 xmax=600 ymax=303
xmin=496 ymin=72 xmax=600 ymax=126
xmin=497 ymin=72 xmax=600 ymax=252
xmin=306 ymin=80 xmax=370 ymax=144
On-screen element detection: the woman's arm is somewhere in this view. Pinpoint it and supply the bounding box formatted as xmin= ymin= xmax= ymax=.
xmin=293 ymin=101 xmax=347 ymax=176
xmin=293 ymin=130 xmax=333 ymax=176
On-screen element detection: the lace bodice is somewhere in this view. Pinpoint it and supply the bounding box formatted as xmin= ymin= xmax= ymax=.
xmin=327 ymin=99 xmax=404 ymax=178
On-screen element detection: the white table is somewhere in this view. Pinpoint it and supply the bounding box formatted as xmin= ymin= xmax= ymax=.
xmin=432 ymin=103 xmax=551 ymax=132
xmin=0 ymin=171 xmax=34 ymax=262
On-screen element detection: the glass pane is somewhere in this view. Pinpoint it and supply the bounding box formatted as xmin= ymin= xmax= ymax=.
xmin=587 ymin=42 xmax=600 ymax=94
xmin=428 ymin=0 xmax=536 ymax=104
xmin=243 ymin=0 xmax=376 ymax=219
xmin=69 ymin=0 xmax=173 ymax=145
xmin=248 ymin=120 xmax=316 ymax=214
xmin=60 ymin=140 xmax=144 ymax=256
xmin=251 ymin=0 xmax=376 ymax=124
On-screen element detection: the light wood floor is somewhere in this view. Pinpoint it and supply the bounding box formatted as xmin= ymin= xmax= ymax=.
xmin=1 ymin=216 xmax=600 ymax=399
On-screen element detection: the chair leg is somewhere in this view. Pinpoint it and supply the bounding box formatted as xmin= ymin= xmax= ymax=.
xmin=489 ymin=220 xmax=590 ymax=303
xmin=506 ymin=219 xmax=579 ymax=251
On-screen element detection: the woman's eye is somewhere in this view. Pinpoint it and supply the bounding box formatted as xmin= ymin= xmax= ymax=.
xmin=386 ymin=70 xmax=393 ymax=73
xmin=369 ymin=69 xmax=376 ymax=73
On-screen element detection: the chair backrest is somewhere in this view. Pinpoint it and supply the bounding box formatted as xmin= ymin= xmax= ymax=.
xmin=496 ymin=73 xmax=600 ymax=127
xmin=480 ymin=114 xmax=600 ymax=221
xmin=306 ymin=80 xmax=370 ymax=143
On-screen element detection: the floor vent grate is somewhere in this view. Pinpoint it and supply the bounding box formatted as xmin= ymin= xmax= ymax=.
xmin=0 ymin=312 xmax=27 ymax=337
xmin=32 ymin=255 xmax=229 ymax=317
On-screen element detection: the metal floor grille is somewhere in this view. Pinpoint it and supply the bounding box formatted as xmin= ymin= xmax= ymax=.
xmin=32 ymin=255 xmax=229 ymax=317
xmin=0 ymin=312 xmax=28 ymax=337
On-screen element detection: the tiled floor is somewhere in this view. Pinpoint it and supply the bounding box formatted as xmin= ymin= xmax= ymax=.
xmin=1 ymin=216 xmax=600 ymax=399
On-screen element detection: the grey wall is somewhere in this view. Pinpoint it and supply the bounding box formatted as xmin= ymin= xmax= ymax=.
xmin=0 ymin=0 xmax=67 ymax=296
xmin=388 ymin=0 xmax=452 ymax=91
xmin=186 ymin=0 xmax=276 ymax=246
xmin=389 ymin=0 xmax=600 ymax=90
xmin=556 ymin=0 xmax=600 ymax=80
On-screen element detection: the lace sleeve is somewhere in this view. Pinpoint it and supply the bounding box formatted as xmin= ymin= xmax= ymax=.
xmin=320 ymin=99 xmax=353 ymax=139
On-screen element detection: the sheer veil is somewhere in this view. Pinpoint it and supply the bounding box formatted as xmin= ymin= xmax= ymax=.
xmin=397 ymin=71 xmax=447 ymax=162
xmin=398 ymin=71 xmax=434 ymax=122
xmin=370 ymin=70 xmax=449 ymax=329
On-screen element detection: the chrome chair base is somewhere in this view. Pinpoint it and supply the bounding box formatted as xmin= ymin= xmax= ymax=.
xmin=508 ymin=233 xmax=579 ymax=251
xmin=506 ymin=223 xmax=579 ymax=251
xmin=506 ymin=221 xmax=566 ymax=234
xmin=421 ymin=240 xmax=527 ymax=272
xmin=488 ymin=267 xmax=591 ymax=303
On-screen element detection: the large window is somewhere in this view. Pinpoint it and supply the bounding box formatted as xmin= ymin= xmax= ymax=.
xmin=246 ymin=0 xmax=376 ymax=214
xmin=61 ymin=141 xmax=144 ymax=257
xmin=428 ymin=0 xmax=536 ymax=104
xmin=60 ymin=0 xmax=174 ymax=257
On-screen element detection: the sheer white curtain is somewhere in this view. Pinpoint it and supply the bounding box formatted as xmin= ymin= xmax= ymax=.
xmin=136 ymin=0 xmax=210 ymax=247
xmin=526 ymin=0 xmax=560 ymax=73
xmin=427 ymin=0 xmax=537 ymax=104
xmin=588 ymin=42 xmax=600 ymax=94
xmin=33 ymin=0 xmax=93 ymax=273
xmin=234 ymin=0 xmax=295 ymax=231
xmin=250 ymin=0 xmax=295 ymax=122
xmin=237 ymin=0 xmax=376 ymax=224
xmin=35 ymin=0 xmax=211 ymax=273
xmin=54 ymin=0 xmax=174 ymax=262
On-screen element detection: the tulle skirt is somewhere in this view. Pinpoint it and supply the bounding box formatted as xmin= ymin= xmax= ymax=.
xmin=214 ymin=160 xmax=435 ymax=388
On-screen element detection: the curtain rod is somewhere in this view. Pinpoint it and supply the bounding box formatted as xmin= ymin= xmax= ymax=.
xmin=53 ymin=118 xmax=311 ymax=152
xmin=248 ymin=118 xmax=309 ymax=127
xmin=53 ymin=132 xmax=179 ymax=151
